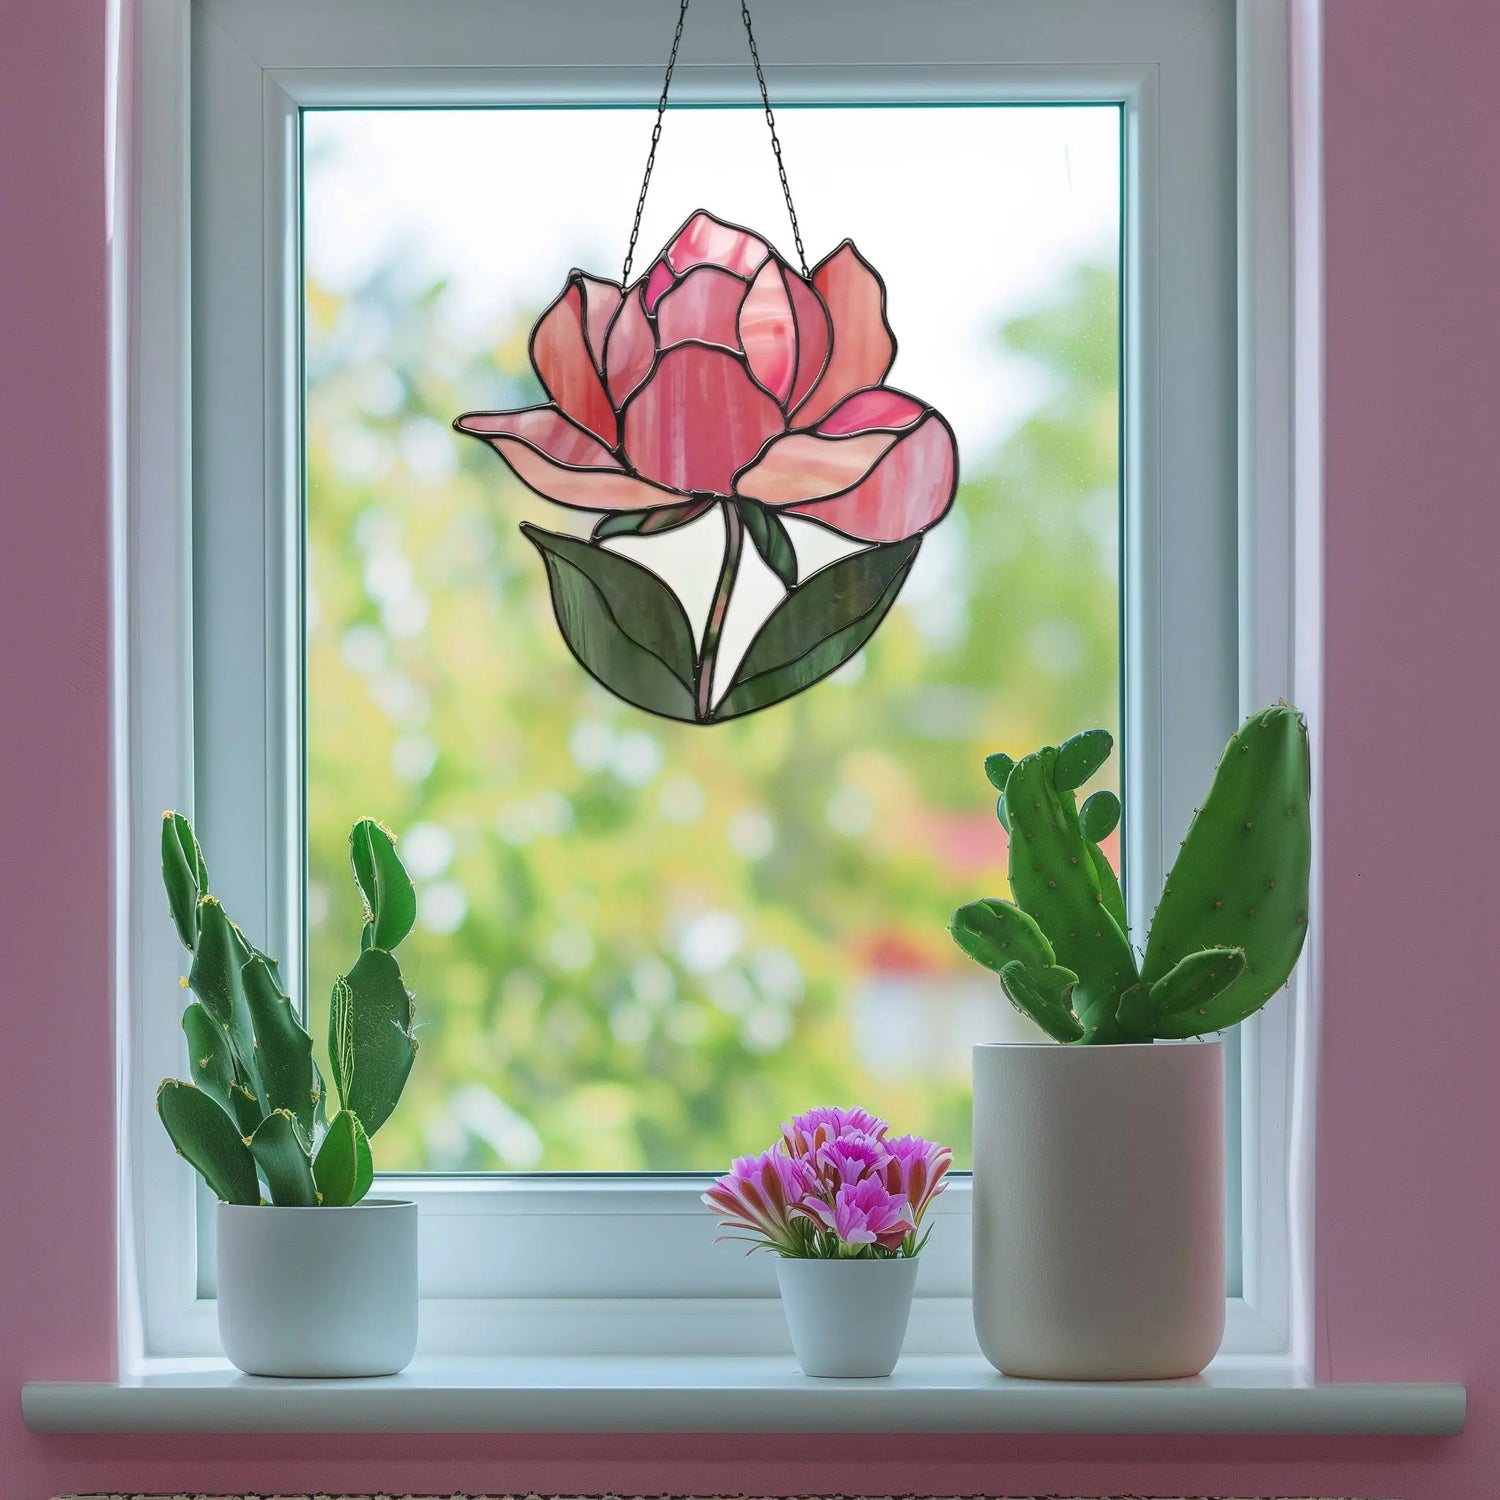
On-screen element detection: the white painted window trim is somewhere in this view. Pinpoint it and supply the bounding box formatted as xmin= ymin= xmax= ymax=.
xmin=116 ymin=0 xmax=1318 ymax=1373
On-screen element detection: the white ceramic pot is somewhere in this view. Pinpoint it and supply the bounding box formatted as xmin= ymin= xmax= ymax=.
xmin=217 ymin=1198 xmax=418 ymax=1377
xmin=972 ymin=1039 xmax=1225 ymax=1380
xmin=775 ymin=1256 xmax=919 ymax=1377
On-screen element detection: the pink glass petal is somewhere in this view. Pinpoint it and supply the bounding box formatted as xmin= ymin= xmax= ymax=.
xmin=456 ymin=405 xmax=613 ymax=465
xmin=734 ymin=430 xmax=899 ymax=507
xmin=622 ymin=344 xmax=786 ymax=495
xmin=784 ymin=413 xmax=957 ymax=543
xmin=665 ymin=209 xmax=771 ymax=279
xmin=644 ymin=259 xmax=675 ymax=313
xmin=576 ymin=274 xmax=623 ymax=375
xmin=784 ymin=270 xmax=831 ymax=413
xmin=603 ymin=287 xmax=657 ymax=408
xmin=454 ymin=405 xmax=688 ymax=513
xmin=794 ymin=240 xmax=896 ymax=426
xmin=531 ymin=281 xmax=618 ymax=446
xmin=738 ymin=260 xmax=798 ymax=404
xmin=656 ymin=266 xmax=748 ymax=352
xmin=815 ymin=386 xmax=926 ymax=436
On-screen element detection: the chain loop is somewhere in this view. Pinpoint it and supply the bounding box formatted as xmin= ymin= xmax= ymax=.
xmin=621 ymin=0 xmax=810 ymax=284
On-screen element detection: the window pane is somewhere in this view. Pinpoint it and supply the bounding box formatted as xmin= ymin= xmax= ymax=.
xmin=303 ymin=104 xmax=1121 ymax=1172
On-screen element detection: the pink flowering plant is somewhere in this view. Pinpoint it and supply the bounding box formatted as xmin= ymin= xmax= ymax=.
xmin=702 ymin=1106 xmax=952 ymax=1259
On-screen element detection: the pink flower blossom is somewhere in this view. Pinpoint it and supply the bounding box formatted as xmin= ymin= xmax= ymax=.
xmin=780 ymin=1104 xmax=889 ymax=1159
xmin=701 ymin=1148 xmax=818 ymax=1255
xmin=814 ymin=1130 xmax=893 ymax=1189
xmin=803 ymin=1176 xmax=917 ymax=1252
xmin=882 ymin=1134 xmax=954 ymax=1226
xmin=453 ymin=210 xmax=958 ymax=546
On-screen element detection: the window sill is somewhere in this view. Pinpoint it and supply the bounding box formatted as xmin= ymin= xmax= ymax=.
xmin=21 ymin=1354 xmax=1464 ymax=1435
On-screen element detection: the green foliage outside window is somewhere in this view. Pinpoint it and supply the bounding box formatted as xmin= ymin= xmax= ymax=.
xmin=306 ymin=259 xmax=1120 ymax=1172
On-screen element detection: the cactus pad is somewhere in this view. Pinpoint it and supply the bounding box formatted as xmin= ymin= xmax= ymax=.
xmin=330 ymin=947 xmax=418 ymax=1138
xmin=998 ymin=960 xmax=1085 ymax=1043
xmin=983 ymin=752 xmax=1016 ymax=792
xmin=161 ymin=812 xmax=208 ymax=952
xmin=351 ymin=819 xmax=417 ymax=952
xmin=1053 ymin=728 xmax=1113 ymax=791
xmin=313 ymin=1108 xmax=375 ymax=1207
xmin=157 ymin=1079 xmax=259 ymax=1204
xmin=950 ymin=898 xmax=1056 ymax=975
xmin=1140 ymin=705 xmax=1310 ymax=1027
xmin=1079 ymin=789 xmax=1121 ymax=842
xmin=1004 ymin=746 xmax=1137 ymax=1043
xmin=247 ymin=1109 xmax=318 ymax=1206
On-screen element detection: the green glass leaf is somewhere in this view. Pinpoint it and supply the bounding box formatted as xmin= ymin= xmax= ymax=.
xmin=739 ymin=499 xmax=798 ymax=589
xmin=313 ymin=1108 xmax=374 ymax=1207
xmin=523 ymin=523 xmax=698 ymax=722
xmin=350 ymin=818 xmax=416 ymax=951
xmin=248 ymin=1109 xmax=318 ymax=1206
xmin=592 ymin=497 xmax=712 ymax=540
xmin=715 ymin=536 xmax=920 ymax=720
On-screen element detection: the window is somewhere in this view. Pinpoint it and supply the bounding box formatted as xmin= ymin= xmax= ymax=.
xmin=127 ymin=0 xmax=1307 ymax=1365
xmin=303 ymin=103 xmax=1121 ymax=1175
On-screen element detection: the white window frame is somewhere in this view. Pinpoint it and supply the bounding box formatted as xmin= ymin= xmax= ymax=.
xmin=118 ymin=0 xmax=1319 ymax=1372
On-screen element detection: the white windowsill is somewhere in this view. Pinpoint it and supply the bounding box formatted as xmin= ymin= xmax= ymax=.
xmin=21 ymin=1354 xmax=1464 ymax=1435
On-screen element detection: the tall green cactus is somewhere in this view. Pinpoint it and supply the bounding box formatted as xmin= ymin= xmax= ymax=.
xmin=155 ymin=813 xmax=419 ymax=1203
xmin=950 ymin=705 xmax=1311 ymax=1044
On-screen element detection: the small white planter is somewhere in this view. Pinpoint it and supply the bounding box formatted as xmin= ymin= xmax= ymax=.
xmin=972 ymin=1039 xmax=1225 ymax=1380
xmin=217 ymin=1198 xmax=418 ymax=1377
xmin=775 ymin=1256 xmax=919 ymax=1377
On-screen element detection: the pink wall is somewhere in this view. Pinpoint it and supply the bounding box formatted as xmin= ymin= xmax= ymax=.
xmin=3 ymin=0 xmax=1495 ymax=1494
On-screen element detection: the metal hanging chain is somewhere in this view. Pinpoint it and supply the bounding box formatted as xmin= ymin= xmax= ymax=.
xmin=738 ymin=0 xmax=809 ymax=278
xmin=622 ymin=0 xmax=692 ymax=284
xmin=621 ymin=0 xmax=810 ymax=284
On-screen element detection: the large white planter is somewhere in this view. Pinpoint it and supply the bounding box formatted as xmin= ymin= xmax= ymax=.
xmin=972 ymin=1039 xmax=1224 ymax=1380
xmin=775 ymin=1257 xmax=919 ymax=1377
xmin=217 ymin=1198 xmax=418 ymax=1377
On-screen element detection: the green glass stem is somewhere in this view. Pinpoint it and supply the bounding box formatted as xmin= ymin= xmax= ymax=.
xmin=696 ymin=499 xmax=745 ymax=721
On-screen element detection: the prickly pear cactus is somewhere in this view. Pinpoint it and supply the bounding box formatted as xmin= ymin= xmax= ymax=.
xmin=1137 ymin=704 xmax=1311 ymax=1037
xmin=950 ymin=705 xmax=1311 ymax=1044
xmin=155 ymin=813 xmax=418 ymax=1204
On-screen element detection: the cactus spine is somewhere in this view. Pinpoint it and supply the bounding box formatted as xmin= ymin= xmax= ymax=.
xmin=155 ymin=813 xmax=418 ymax=1203
xmin=950 ymin=705 xmax=1311 ymax=1044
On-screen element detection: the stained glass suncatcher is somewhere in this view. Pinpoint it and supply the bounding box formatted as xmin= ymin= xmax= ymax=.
xmin=456 ymin=212 xmax=958 ymax=724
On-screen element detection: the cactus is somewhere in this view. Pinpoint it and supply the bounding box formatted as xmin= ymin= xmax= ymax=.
xmin=950 ymin=704 xmax=1311 ymax=1044
xmin=314 ymin=1109 xmax=375 ymax=1207
xmin=155 ymin=812 xmax=419 ymax=1204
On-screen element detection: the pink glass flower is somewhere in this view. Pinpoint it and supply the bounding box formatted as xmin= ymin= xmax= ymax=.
xmin=780 ymin=1104 xmax=890 ymax=1159
xmin=802 ymin=1176 xmax=917 ymax=1252
xmin=881 ymin=1134 xmax=954 ymax=1227
xmin=701 ymin=1147 xmax=819 ymax=1255
xmin=453 ymin=209 xmax=958 ymax=545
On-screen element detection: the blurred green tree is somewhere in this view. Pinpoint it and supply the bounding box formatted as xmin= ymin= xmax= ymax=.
xmin=305 ymin=260 xmax=1119 ymax=1172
